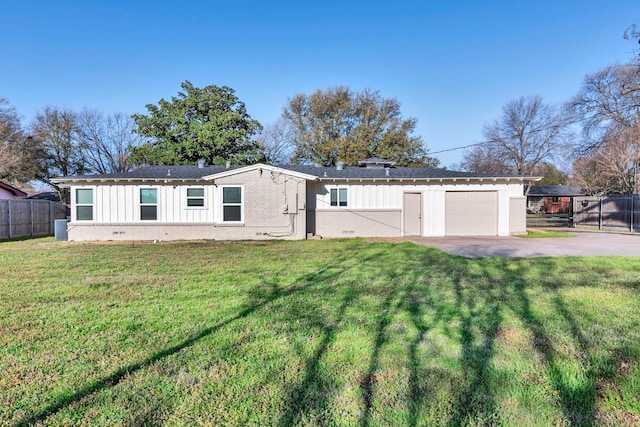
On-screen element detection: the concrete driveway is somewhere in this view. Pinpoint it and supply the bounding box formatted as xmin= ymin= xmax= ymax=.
xmin=407 ymin=229 xmax=640 ymax=258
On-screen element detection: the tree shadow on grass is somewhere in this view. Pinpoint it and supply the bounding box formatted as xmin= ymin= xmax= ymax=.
xmin=506 ymin=257 xmax=600 ymax=426
xmin=404 ymin=277 xmax=432 ymax=427
xmin=15 ymin=263 xmax=344 ymax=427
xmin=277 ymin=246 xmax=397 ymax=426
xmin=497 ymin=256 xmax=640 ymax=426
xmin=276 ymin=285 xmax=357 ymax=426
xmin=358 ymin=285 xmax=397 ymax=427
xmin=445 ymin=262 xmax=503 ymax=426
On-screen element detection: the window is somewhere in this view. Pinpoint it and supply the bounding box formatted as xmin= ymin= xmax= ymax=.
xmin=187 ymin=188 xmax=205 ymax=207
xmin=330 ymin=188 xmax=347 ymax=207
xmin=222 ymin=187 xmax=242 ymax=222
xmin=551 ymin=196 xmax=560 ymax=204
xmin=76 ymin=188 xmax=93 ymax=220
xmin=140 ymin=188 xmax=158 ymax=220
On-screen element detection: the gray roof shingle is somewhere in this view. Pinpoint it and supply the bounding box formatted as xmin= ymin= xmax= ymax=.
xmin=525 ymin=185 xmax=583 ymax=196
xmin=57 ymin=164 xmax=532 ymax=181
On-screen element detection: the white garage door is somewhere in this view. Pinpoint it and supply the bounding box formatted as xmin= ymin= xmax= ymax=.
xmin=445 ymin=192 xmax=498 ymax=236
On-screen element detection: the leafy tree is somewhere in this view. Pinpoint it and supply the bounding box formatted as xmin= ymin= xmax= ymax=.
xmin=532 ymin=162 xmax=569 ymax=185
xmin=130 ymin=81 xmax=263 ymax=166
xmin=30 ymin=106 xmax=87 ymax=190
xmin=462 ymin=96 xmax=571 ymax=175
xmin=77 ymin=110 xmax=141 ymax=173
xmin=283 ymin=86 xmax=438 ymax=167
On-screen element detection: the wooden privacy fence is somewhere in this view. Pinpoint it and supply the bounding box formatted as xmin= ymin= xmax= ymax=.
xmin=0 ymin=199 xmax=68 ymax=240
xmin=573 ymin=195 xmax=640 ymax=232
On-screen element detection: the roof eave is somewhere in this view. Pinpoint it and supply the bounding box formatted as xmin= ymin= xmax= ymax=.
xmin=51 ymin=177 xmax=208 ymax=186
xmin=317 ymin=176 xmax=541 ymax=183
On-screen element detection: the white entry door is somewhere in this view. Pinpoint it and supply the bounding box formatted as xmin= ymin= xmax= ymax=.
xmin=403 ymin=192 xmax=422 ymax=236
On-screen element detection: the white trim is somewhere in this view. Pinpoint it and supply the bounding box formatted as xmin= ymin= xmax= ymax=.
xmin=139 ymin=187 xmax=159 ymax=221
xmin=185 ymin=186 xmax=207 ymax=210
xmin=203 ymin=163 xmax=318 ymax=181
xmin=218 ymin=185 xmax=244 ymax=223
xmin=74 ymin=187 xmax=95 ymax=221
xmin=329 ymin=187 xmax=348 ymax=207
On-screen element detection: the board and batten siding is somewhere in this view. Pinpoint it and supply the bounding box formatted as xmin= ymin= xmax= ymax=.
xmin=307 ymin=181 xmax=525 ymax=237
xmin=72 ymin=184 xmax=215 ymax=223
xmin=66 ymin=168 xmax=309 ymax=241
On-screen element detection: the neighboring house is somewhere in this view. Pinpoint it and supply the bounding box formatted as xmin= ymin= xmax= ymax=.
xmin=25 ymin=191 xmax=64 ymax=203
xmin=52 ymin=158 xmax=539 ymax=241
xmin=526 ymin=185 xmax=583 ymax=214
xmin=0 ymin=181 xmax=28 ymax=199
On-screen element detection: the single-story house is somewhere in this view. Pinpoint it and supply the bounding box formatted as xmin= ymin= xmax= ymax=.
xmin=25 ymin=191 xmax=64 ymax=203
xmin=52 ymin=158 xmax=539 ymax=241
xmin=0 ymin=181 xmax=28 ymax=200
xmin=525 ymin=185 xmax=583 ymax=214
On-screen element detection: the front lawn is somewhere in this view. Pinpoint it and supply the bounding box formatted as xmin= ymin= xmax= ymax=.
xmin=1 ymin=238 xmax=639 ymax=426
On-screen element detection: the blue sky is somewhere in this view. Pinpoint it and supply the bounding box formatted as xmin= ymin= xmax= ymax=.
xmin=1 ymin=0 xmax=637 ymax=167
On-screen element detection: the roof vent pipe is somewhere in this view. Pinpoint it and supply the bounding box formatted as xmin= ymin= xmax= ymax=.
xmin=336 ymin=161 xmax=344 ymax=171
xmin=197 ymin=159 xmax=205 ymax=169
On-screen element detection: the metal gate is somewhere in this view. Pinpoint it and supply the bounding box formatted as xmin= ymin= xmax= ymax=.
xmin=573 ymin=195 xmax=640 ymax=232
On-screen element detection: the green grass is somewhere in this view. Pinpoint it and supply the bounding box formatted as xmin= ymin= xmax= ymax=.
xmin=518 ymin=229 xmax=577 ymax=238
xmin=1 ymin=238 xmax=639 ymax=426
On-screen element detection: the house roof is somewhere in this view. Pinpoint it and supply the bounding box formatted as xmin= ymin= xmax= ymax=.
xmin=0 ymin=181 xmax=28 ymax=197
xmin=24 ymin=191 xmax=62 ymax=202
xmin=286 ymin=165 xmax=538 ymax=182
xmin=525 ymin=185 xmax=583 ymax=197
xmin=52 ymin=163 xmax=541 ymax=185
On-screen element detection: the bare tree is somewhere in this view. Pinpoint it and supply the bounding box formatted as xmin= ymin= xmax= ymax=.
xmin=459 ymin=144 xmax=512 ymax=174
xmin=569 ymin=64 xmax=640 ymax=150
xmin=571 ymin=156 xmax=612 ymax=196
xmin=0 ymin=98 xmax=24 ymax=180
xmin=570 ymin=23 xmax=640 ymax=194
xmin=256 ymin=118 xmax=294 ymax=165
xmin=624 ymin=22 xmax=640 ymax=67
xmin=572 ymin=120 xmax=640 ymax=194
xmin=464 ymin=96 xmax=571 ymax=175
xmin=77 ymin=110 xmax=141 ymax=173
xmin=0 ymin=98 xmax=44 ymax=185
xmin=31 ymin=106 xmax=87 ymax=191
